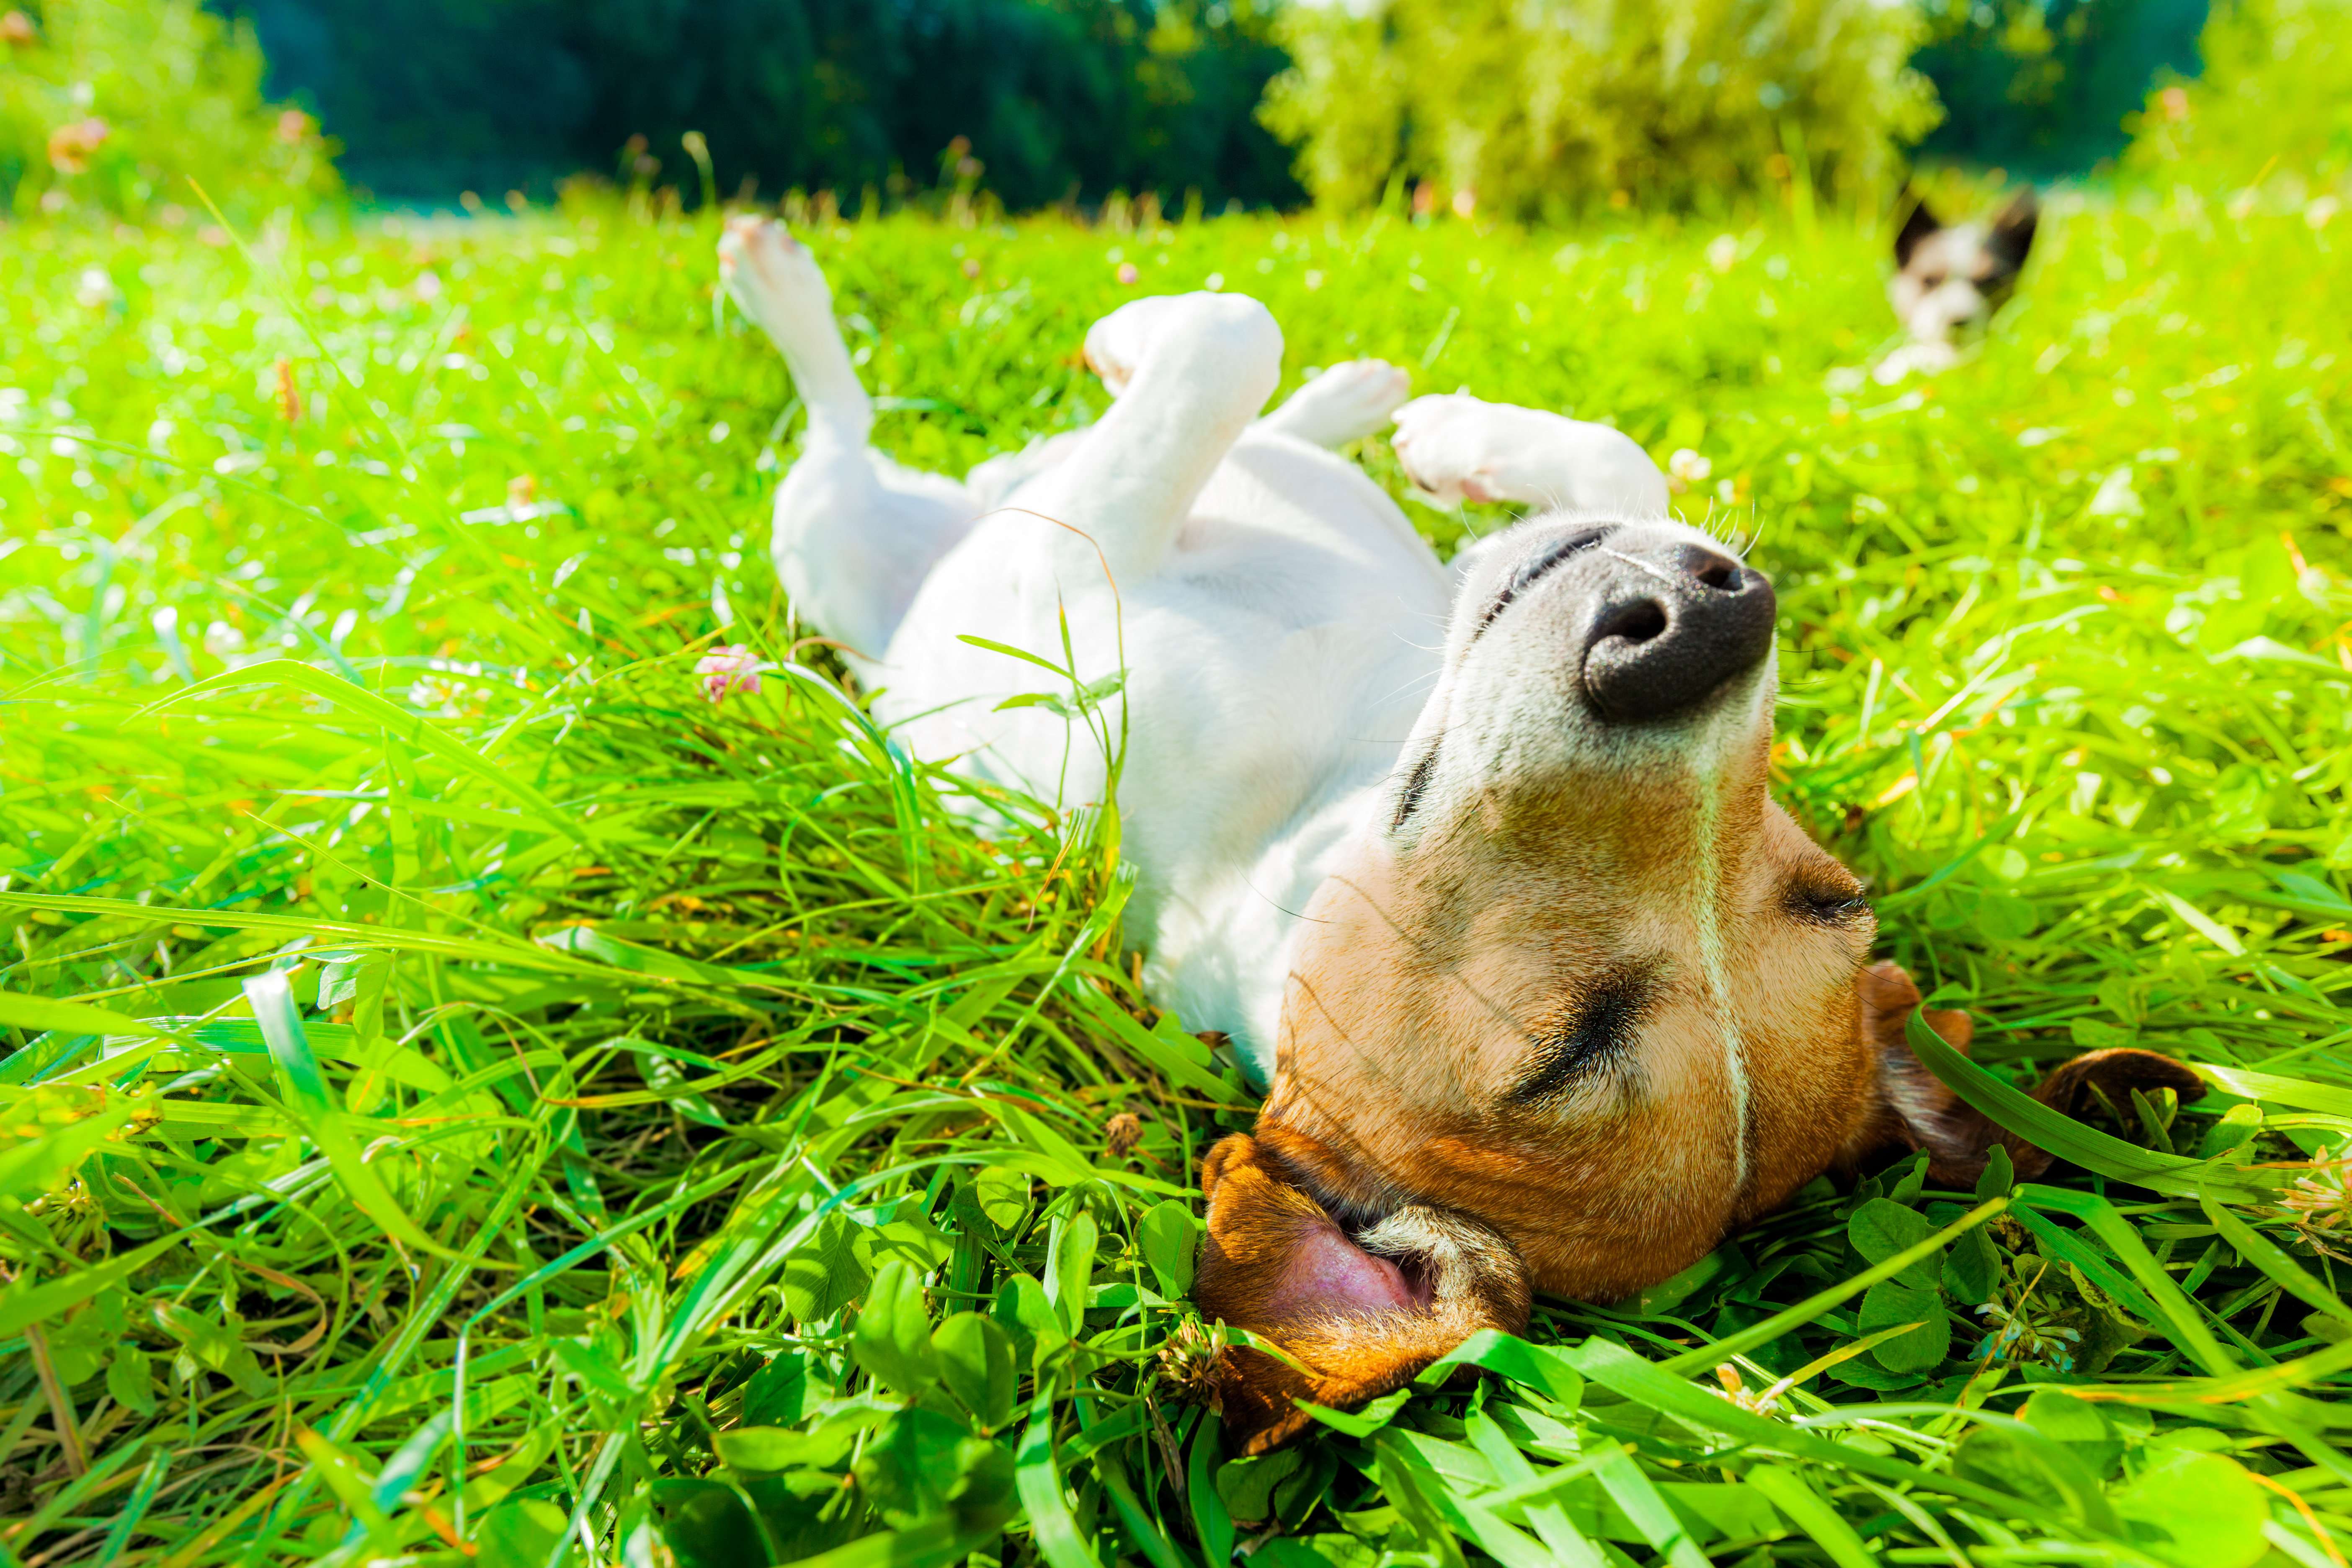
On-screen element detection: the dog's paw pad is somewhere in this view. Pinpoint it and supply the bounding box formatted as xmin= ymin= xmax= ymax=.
xmin=1389 ymin=393 xmax=1507 ymax=504
xmin=719 ymin=217 xmax=831 ymax=327
xmin=1082 ymin=295 xmax=1186 ymax=395
xmin=1084 ymin=338 xmax=1136 ymax=395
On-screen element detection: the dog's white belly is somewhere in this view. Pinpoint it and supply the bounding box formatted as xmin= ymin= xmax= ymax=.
xmin=873 ymin=431 xmax=1448 ymax=1072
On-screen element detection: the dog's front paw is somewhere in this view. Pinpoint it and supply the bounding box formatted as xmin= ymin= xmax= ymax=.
xmin=1390 ymin=393 xmax=1527 ymax=505
xmin=718 ymin=216 xmax=833 ymax=336
xmin=1266 ymin=359 xmax=1411 ymax=446
xmin=1081 ymin=295 xmax=1186 ymax=395
xmin=1871 ymin=340 xmax=1960 ymax=385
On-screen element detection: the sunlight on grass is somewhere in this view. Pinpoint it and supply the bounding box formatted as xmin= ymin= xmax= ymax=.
xmin=3 ymin=180 xmax=2351 ymax=1565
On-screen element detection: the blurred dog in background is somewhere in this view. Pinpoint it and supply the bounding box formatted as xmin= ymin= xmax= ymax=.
xmin=1870 ymin=188 xmax=2039 ymax=383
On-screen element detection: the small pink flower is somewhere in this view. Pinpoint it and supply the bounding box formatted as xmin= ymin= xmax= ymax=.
xmin=46 ymin=116 xmax=108 ymax=175
xmin=695 ymin=643 xmax=763 ymax=702
xmin=1117 ymin=262 xmax=1139 ymax=285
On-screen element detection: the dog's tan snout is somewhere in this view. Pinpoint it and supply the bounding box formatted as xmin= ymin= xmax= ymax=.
xmin=1577 ymin=539 xmax=1775 ymax=723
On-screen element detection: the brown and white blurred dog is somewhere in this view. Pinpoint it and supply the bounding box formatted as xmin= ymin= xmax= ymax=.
xmin=721 ymin=216 xmax=2190 ymax=1450
xmin=1873 ymin=188 xmax=2039 ymax=384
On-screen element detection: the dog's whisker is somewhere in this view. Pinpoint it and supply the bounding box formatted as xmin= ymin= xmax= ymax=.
xmin=1375 ymin=675 xmax=1442 ymax=709
xmin=1596 ymin=545 xmax=1684 ymax=586
xmin=1240 ymin=872 xmax=1322 ymax=923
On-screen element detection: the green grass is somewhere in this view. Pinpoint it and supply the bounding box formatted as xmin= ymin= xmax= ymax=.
xmin=3 ymin=177 xmax=2352 ymax=1568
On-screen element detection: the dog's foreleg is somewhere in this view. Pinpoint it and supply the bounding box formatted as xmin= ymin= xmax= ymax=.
xmin=722 ymin=217 xmax=975 ymax=658
xmin=1390 ymin=394 xmax=1669 ymax=517
xmin=1019 ymin=291 xmax=1283 ymax=583
xmin=1258 ymin=359 xmax=1411 ymax=448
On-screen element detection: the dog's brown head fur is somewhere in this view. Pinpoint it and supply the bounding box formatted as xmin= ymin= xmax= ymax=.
xmin=1195 ymin=512 xmax=2195 ymax=1452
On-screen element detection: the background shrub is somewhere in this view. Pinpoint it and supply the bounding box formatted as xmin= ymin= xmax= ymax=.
xmin=0 ymin=0 xmax=337 ymax=219
xmin=1258 ymin=0 xmax=1942 ymax=219
xmin=2123 ymin=0 xmax=2352 ymax=185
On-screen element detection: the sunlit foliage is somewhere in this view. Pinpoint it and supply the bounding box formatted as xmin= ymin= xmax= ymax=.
xmin=1260 ymin=0 xmax=1940 ymax=219
xmin=0 ymin=0 xmax=336 ymax=221
xmin=2124 ymin=0 xmax=2352 ymax=187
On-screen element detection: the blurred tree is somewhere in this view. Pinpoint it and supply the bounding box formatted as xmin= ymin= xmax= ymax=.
xmin=224 ymin=0 xmax=592 ymax=201
xmin=2122 ymin=0 xmax=2351 ymax=183
xmin=1259 ymin=0 xmax=1942 ymax=220
xmin=1909 ymin=0 xmax=2208 ymax=177
xmin=0 ymin=0 xmax=338 ymax=219
xmin=219 ymin=0 xmax=1301 ymax=210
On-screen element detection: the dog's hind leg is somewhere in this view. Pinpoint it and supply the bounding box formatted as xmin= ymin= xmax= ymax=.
xmin=721 ymin=216 xmax=872 ymax=442
xmin=1259 ymin=360 xmax=1412 ymax=448
xmin=720 ymin=217 xmax=975 ymax=658
xmin=1013 ymin=291 xmax=1284 ymax=585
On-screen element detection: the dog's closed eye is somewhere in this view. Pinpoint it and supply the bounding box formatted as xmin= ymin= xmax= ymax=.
xmin=1390 ymin=746 xmax=1441 ymax=830
xmin=1509 ymin=965 xmax=1655 ymax=1105
xmin=1476 ymin=526 xmax=1614 ymax=637
xmin=1787 ymin=884 xmax=1872 ymax=926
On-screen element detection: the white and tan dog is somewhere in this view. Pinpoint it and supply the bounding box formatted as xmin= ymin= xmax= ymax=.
xmin=719 ymin=217 xmax=2191 ymax=1448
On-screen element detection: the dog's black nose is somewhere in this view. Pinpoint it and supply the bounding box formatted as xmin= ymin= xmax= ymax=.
xmin=1578 ymin=543 xmax=1776 ymax=722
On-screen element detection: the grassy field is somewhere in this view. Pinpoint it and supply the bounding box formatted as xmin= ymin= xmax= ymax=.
xmin=4 ymin=175 xmax=2352 ymax=1568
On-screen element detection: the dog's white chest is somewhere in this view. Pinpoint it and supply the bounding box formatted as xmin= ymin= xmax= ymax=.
xmin=874 ymin=432 xmax=1448 ymax=1065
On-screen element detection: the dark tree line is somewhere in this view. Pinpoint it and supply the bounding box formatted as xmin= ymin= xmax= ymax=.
xmin=223 ymin=0 xmax=1302 ymax=209
xmin=1910 ymin=0 xmax=2208 ymax=176
xmin=220 ymin=0 xmax=2213 ymax=210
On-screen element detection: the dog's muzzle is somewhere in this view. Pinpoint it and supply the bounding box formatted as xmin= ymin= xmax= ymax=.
xmin=1576 ymin=542 xmax=1776 ymax=723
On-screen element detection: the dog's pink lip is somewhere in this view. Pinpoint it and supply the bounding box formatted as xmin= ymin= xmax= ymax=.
xmin=1263 ymin=1220 xmax=1434 ymax=1323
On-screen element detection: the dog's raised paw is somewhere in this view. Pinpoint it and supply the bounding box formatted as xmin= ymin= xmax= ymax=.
xmin=1266 ymin=359 xmax=1411 ymax=447
xmin=1871 ymin=340 xmax=1960 ymax=385
xmin=718 ymin=216 xmax=834 ymax=337
xmin=1390 ymin=392 xmax=1518 ymax=505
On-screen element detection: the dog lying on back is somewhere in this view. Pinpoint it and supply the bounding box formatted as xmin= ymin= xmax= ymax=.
xmin=1873 ymin=189 xmax=2038 ymax=383
xmin=719 ymin=217 xmax=2191 ymax=1449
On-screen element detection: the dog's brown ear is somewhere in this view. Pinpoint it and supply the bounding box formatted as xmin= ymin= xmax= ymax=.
xmin=1850 ymin=961 xmax=2202 ymax=1186
xmin=1195 ymin=1130 xmax=1529 ymax=1454
xmin=1895 ymin=191 xmax=1943 ymax=267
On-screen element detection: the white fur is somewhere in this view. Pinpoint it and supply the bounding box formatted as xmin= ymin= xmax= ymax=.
xmin=719 ymin=217 xmax=1672 ymax=1075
